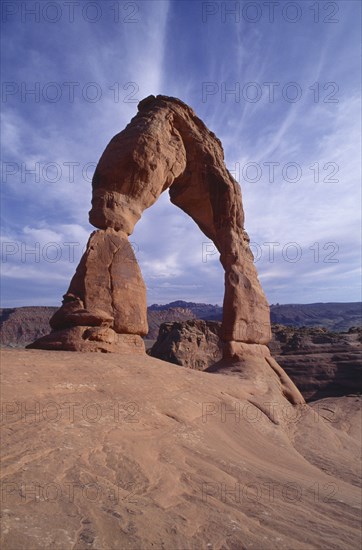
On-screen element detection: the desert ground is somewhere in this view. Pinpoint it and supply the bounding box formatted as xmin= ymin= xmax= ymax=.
xmin=1 ymin=349 xmax=360 ymax=550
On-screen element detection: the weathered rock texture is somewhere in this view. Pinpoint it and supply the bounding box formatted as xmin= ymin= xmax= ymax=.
xmin=147 ymin=307 xmax=196 ymax=340
xmin=1 ymin=350 xmax=361 ymax=549
xmin=29 ymin=94 xmax=271 ymax=355
xmin=29 ymin=229 xmax=146 ymax=353
xmin=148 ymin=320 xmax=222 ymax=370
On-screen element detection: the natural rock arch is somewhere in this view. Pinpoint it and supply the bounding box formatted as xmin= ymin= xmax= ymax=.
xmin=29 ymin=95 xmax=271 ymax=356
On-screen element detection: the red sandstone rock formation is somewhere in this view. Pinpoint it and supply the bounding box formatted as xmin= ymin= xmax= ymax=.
xmin=148 ymin=320 xmax=223 ymax=370
xmin=88 ymin=95 xmax=271 ymax=346
xmin=28 ymin=95 xmax=303 ymax=403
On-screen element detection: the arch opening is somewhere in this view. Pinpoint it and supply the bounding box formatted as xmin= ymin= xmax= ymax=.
xmin=131 ymin=192 xmax=225 ymax=308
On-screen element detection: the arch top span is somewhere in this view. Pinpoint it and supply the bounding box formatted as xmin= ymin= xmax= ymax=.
xmin=28 ymin=95 xmax=271 ymax=353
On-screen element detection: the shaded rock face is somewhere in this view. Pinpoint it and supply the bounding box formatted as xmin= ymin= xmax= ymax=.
xmin=147 ymin=307 xmax=196 ymax=340
xmin=29 ymin=94 xmax=270 ymax=353
xmin=150 ymin=321 xmax=361 ymax=402
xmin=148 ymin=320 xmax=222 ymax=370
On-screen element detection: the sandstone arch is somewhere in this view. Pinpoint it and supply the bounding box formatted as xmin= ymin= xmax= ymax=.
xmin=29 ymin=96 xmax=271 ymax=355
xmin=29 ymin=95 xmax=305 ymax=404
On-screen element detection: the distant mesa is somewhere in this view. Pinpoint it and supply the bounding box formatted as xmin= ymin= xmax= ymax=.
xmin=27 ymin=95 xmax=304 ymax=405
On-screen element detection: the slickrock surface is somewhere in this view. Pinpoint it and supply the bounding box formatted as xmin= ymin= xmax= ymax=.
xmin=29 ymin=95 xmax=271 ymax=353
xmin=1 ymin=350 xmax=361 ymax=550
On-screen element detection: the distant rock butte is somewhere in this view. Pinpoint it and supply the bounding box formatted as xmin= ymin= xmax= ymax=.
xmin=149 ymin=320 xmax=223 ymax=370
xmin=27 ymin=95 xmax=303 ymax=404
xmin=147 ymin=307 xmax=196 ymax=340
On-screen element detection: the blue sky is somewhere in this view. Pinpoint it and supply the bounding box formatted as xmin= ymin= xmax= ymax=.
xmin=1 ymin=0 xmax=361 ymax=307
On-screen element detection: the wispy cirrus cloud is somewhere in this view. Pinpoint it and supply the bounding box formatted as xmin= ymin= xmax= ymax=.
xmin=1 ymin=0 xmax=360 ymax=307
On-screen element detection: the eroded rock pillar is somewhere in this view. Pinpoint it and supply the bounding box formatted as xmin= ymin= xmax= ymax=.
xmin=28 ymin=229 xmax=147 ymax=353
